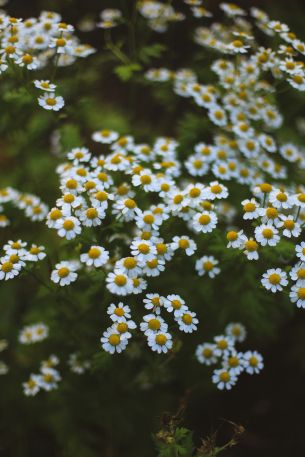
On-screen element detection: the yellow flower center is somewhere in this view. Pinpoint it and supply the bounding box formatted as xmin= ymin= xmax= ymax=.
xmin=199 ymin=214 xmax=211 ymax=225
xmin=63 ymin=220 xmax=74 ymax=230
xmin=108 ymin=334 xmax=120 ymax=346
xmin=58 ymin=267 xmax=70 ymax=278
xmin=155 ymin=334 xmax=167 ymax=345
xmin=227 ymin=231 xmax=238 ymax=241
xmin=114 ymin=275 xmax=127 ymax=286
xmin=179 ymin=239 xmax=189 ymax=249
xmin=182 ymin=313 xmax=193 ymax=325
xmin=219 ymin=371 xmax=230 ymax=382
xmin=88 ymin=247 xmax=101 ymax=259
xmin=1 ymin=262 xmax=13 ymax=273
xmin=262 ymin=228 xmax=273 ymax=239
xmin=268 ymin=273 xmax=281 ymax=285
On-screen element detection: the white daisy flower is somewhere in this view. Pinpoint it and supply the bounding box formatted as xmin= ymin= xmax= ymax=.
xmin=195 ymin=255 xmax=220 ymax=278
xmin=289 ymin=284 xmax=305 ymax=308
xmin=171 ymin=236 xmax=197 ymax=256
xmin=243 ymin=351 xmax=264 ymax=374
xmin=107 ymin=302 xmax=131 ymax=322
xmin=23 ymin=375 xmax=41 ymax=396
xmin=261 ymin=268 xmax=288 ymax=293
xmin=80 ymin=246 xmax=109 ymax=267
xmin=241 ymin=198 xmax=263 ymax=220
xmin=147 ymin=331 xmax=173 ymax=354
xmin=106 ymin=271 xmax=133 ymax=296
xmin=255 ymin=224 xmax=280 ymax=247
xmin=214 ymin=335 xmax=234 ymax=356
xmin=164 ymin=294 xmax=188 ymax=317
xmin=195 ymin=343 xmax=219 ymax=365
xmin=225 ymin=322 xmax=247 ymax=342
xmin=289 ymin=263 xmax=305 ymax=284
xmin=34 ymin=80 xmax=56 ymax=92
xmin=101 ymin=328 xmax=129 ymax=354
xmin=276 ymin=215 xmax=301 ymax=238
xmin=57 ymin=216 xmax=81 ymax=240
xmin=192 ymin=211 xmax=218 ymax=233
xmin=51 ymin=261 xmax=78 ymax=286
xmin=0 ymin=258 xmax=22 ymax=280
xmin=226 ymin=230 xmax=247 ymax=248
xmin=212 ymin=368 xmax=237 ymax=390
xmin=222 ymin=350 xmax=245 ymax=376
xmin=296 ymin=242 xmax=305 ymax=262
xmin=176 ymin=310 xmax=198 ymax=333
xmin=140 ymin=313 xmax=168 ymax=336
xmin=38 ymin=93 xmax=65 ymax=111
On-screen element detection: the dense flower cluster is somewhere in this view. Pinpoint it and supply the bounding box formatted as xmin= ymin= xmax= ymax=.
xmin=227 ymin=183 xmax=305 ymax=307
xmin=0 ymin=8 xmax=95 ymax=110
xmin=196 ymin=323 xmax=263 ymax=390
xmin=3 ymin=2 xmax=305 ymax=397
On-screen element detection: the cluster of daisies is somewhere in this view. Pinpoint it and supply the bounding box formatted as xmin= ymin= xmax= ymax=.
xmin=137 ymin=0 xmax=184 ymax=33
xmin=226 ymin=183 xmax=305 ymax=308
xmin=19 ymin=323 xmax=48 ymax=344
xmin=0 ymin=186 xmax=48 ymax=227
xmin=22 ymin=355 xmax=61 ymax=396
xmin=22 ymin=352 xmax=91 ymax=396
xmin=101 ymin=293 xmax=198 ymax=355
xmin=0 ymin=238 xmax=46 ymax=281
xmin=0 ymin=339 xmax=8 ymax=376
xmin=196 ymin=323 xmax=263 ymax=390
xmin=45 ymin=130 xmax=230 ymax=298
xmin=145 ymin=5 xmax=305 ymax=188
xmin=0 ymin=9 xmax=95 ymax=110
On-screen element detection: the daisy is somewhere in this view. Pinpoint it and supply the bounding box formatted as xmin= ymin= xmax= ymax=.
xmin=243 ymin=351 xmax=264 ymax=374
xmin=269 ymin=189 xmax=292 ymax=209
xmin=226 ymin=230 xmax=247 ymax=248
xmin=195 ymin=343 xmax=219 ymax=365
xmin=212 ymin=368 xmax=237 ymax=390
xmin=206 ymin=181 xmax=228 ymax=200
xmin=107 ymin=302 xmax=131 ymax=322
xmin=261 ymin=268 xmax=288 ymax=293
xmin=289 ymin=284 xmax=305 ymax=308
xmin=255 ymin=224 xmax=280 ymax=247
xmin=34 ymin=80 xmax=56 ymax=92
xmin=79 ymin=207 xmax=105 ymax=227
xmin=289 ymin=263 xmax=305 ymax=284
xmin=195 ymin=256 xmax=220 ymax=278
xmin=144 ymin=257 xmax=165 ymax=277
xmin=214 ymin=335 xmax=234 ymax=356
xmin=208 ymin=105 xmax=227 ymax=126
xmin=225 ymin=323 xmax=247 ymax=342
xmin=26 ymin=245 xmax=46 ymax=262
xmin=38 ymin=93 xmax=65 ymax=111
xmin=147 ymin=331 xmax=173 ymax=354
xmin=130 ymin=239 xmax=157 ymax=262
xmin=243 ymin=238 xmax=259 ymax=260
xmin=164 ymin=294 xmax=188 ymax=317
xmin=106 ymin=271 xmax=133 ymax=296
xmin=101 ymin=328 xmax=128 ymax=354
xmin=57 ymin=216 xmax=81 ymax=240
xmin=67 ymin=147 xmax=91 ymax=164
xmin=51 ymin=261 xmax=78 ymax=286
xmin=222 ymin=350 xmax=245 ymax=376
xmin=39 ymin=367 xmax=61 ymax=391
xmin=192 ymin=211 xmax=217 ymax=233
xmin=296 ymin=242 xmax=305 ymax=262
xmin=143 ymin=293 xmax=165 ymax=315
xmin=171 ymin=236 xmax=197 ymax=256
xmin=0 ymin=258 xmax=22 ymax=280
xmin=140 ymin=314 xmax=168 ymax=336
xmin=176 ymin=311 xmax=198 ymax=333
xmin=277 ymin=215 xmax=301 ymax=238
xmin=115 ymin=257 xmax=143 ymax=278
xmin=23 ymin=375 xmax=41 ymax=396
xmin=80 ymin=246 xmax=109 ymax=267
xmin=241 ymin=198 xmax=262 ymax=220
